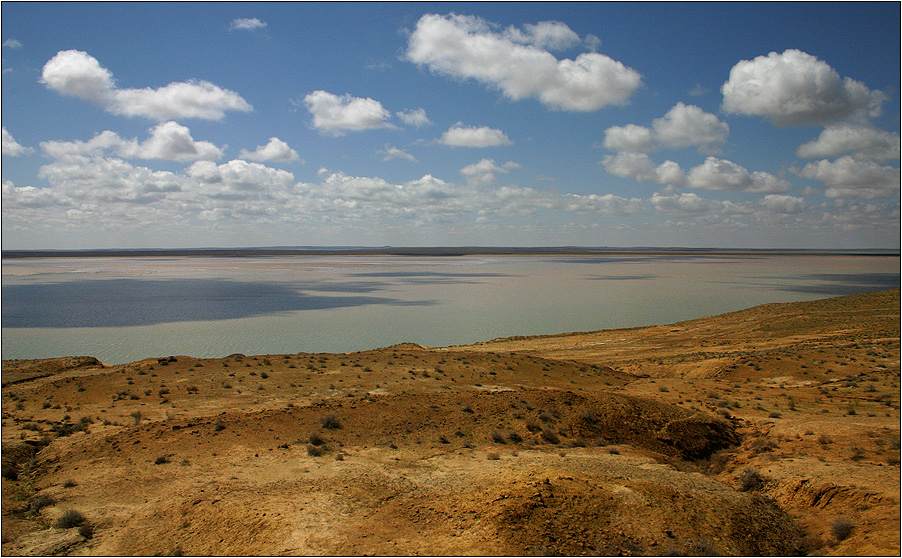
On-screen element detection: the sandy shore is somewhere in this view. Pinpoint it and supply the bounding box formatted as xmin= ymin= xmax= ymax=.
xmin=2 ymin=289 xmax=899 ymax=555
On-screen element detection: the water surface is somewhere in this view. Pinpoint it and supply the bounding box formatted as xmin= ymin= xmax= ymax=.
xmin=2 ymin=255 xmax=898 ymax=364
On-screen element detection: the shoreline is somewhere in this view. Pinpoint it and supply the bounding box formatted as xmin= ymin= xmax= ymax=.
xmin=3 ymin=246 xmax=900 ymax=259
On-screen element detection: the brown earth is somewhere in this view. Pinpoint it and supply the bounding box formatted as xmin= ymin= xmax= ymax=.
xmin=1 ymin=289 xmax=899 ymax=556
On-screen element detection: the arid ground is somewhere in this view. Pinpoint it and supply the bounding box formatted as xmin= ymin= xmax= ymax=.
xmin=2 ymin=289 xmax=899 ymax=556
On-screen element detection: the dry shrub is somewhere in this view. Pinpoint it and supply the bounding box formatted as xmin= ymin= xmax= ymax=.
xmin=320 ymin=414 xmax=341 ymax=429
xmin=737 ymin=467 xmax=766 ymax=492
xmin=56 ymin=509 xmax=86 ymax=529
xmin=541 ymin=428 xmax=560 ymax=445
xmin=29 ymin=494 xmax=56 ymax=514
xmin=831 ymin=517 xmax=854 ymax=541
xmin=307 ymin=445 xmax=326 ymax=457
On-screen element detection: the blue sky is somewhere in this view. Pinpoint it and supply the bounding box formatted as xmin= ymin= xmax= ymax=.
xmin=2 ymin=2 xmax=899 ymax=249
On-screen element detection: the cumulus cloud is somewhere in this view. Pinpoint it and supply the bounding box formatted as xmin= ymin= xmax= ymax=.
xmin=459 ymin=158 xmax=520 ymax=186
xmin=602 ymin=152 xmax=790 ymax=193
xmin=406 ymin=13 xmax=642 ymax=111
xmin=563 ymin=193 xmax=644 ymax=214
xmin=303 ymin=90 xmax=393 ymax=135
xmin=2 ymin=127 xmax=33 ymax=156
xmin=503 ymin=21 xmax=580 ymax=51
xmin=228 ymin=18 xmax=267 ymax=31
xmin=602 ymin=124 xmax=657 ymax=153
xmin=186 ymin=159 xmax=296 ymax=200
xmin=796 ymin=124 xmax=901 ymax=162
xmin=600 ymin=152 xmax=687 ymax=187
xmin=721 ymin=49 xmax=887 ymax=125
xmin=439 ymin=124 xmax=513 ymax=147
xmin=651 ymin=103 xmax=729 ymax=152
xmin=238 ymin=137 xmax=301 ymax=162
xmin=760 ymin=194 xmax=805 ymax=214
xmin=40 ymin=122 xmax=223 ymax=162
xmin=380 ymin=145 xmax=417 ymax=162
xmin=40 ymin=50 xmax=252 ymax=120
xmin=2 ymin=180 xmax=67 ymax=209
xmin=3 ymin=39 xmax=23 ymax=49
xmin=602 ymin=102 xmax=728 ymax=153
xmin=396 ymin=108 xmax=432 ymax=127
xmin=37 ymin=155 xmax=184 ymax=205
xmin=794 ymin=156 xmax=900 ymax=199
xmin=687 ymin=157 xmax=791 ymax=193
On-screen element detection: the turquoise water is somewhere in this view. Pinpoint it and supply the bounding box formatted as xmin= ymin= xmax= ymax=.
xmin=2 ymin=255 xmax=898 ymax=364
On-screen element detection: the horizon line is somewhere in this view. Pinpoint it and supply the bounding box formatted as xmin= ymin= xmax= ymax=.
xmin=3 ymin=245 xmax=900 ymax=259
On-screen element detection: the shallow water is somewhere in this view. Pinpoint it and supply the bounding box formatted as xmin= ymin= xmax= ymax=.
xmin=2 ymin=255 xmax=898 ymax=364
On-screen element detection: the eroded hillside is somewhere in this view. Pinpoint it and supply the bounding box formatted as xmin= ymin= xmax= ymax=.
xmin=2 ymin=290 xmax=899 ymax=555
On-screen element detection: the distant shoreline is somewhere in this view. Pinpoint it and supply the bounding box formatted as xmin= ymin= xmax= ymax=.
xmin=3 ymin=246 xmax=900 ymax=259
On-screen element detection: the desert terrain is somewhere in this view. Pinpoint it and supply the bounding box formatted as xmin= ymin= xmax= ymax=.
xmin=1 ymin=289 xmax=899 ymax=556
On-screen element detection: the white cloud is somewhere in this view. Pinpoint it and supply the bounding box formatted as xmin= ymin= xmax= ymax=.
xmin=2 ymin=127 xmax=33 ymax=156
xmin=37 ymin=155 xmax=183 ymax=205
xmin=503 ymin=21 xmax=580 ymax=51
xmin=600 ymin=152 xmax=687 ymax=187
xmin=602 ymin=103 xmax=728 ymax=153
xmin=238 ymin=137 xmax=301 ymax=162
xmin=186 ymin=159 xmax=296 ymax=200
xmin=796 ymin=124 xmax=900 ymax=162
xmin=406 ymin=13 xmax=642 ymax=112
xmin=40 ymin=122 xmax=223 ymax=162
xmin=651 ymin=188 xmax=728 ymax=215
xmin=687 ymin=157 xmax=791 ymax=193
xmin=396 ymin=108 xmax=432 ymax=127
xmin=651 ymin=103 xmax=729 ymax=152
xmin=760 ymin=194 xmax=805 ymax=214
xmin=40 ymin=50 xmax=115 ymax=104
xmin=3 ymin=39 xmax=23 ymax=49
xmin=795 ymin=156 xmax=900 ymax=199
xmin=228 ymin=18 xmax=267 ymax=31
xmin=459 ymin=158 xmax=520 ymax=186
xmin=41 ymin=50 xmax=252 ymax=120
xmin=131 ymin=122 xmax=223 ymax=161
xmin=2 ymin=180 xmax=67 ymax=208
xmin=303 ymin=90 xmax=393 ymax=135
xmin=721 ymin=49 xmax=887 ymax=125
xmin=602 ymin=152 xmax=789 ymax=193
xmin=602 ymin=124 xmax=657 ymax=153
xmin=439 ymin=124 xmax=513 ymax=147
xmin=380 ymin=145 xmax=417 ymax=162
xmin=563 ymin=193 xmax=644 ymax=214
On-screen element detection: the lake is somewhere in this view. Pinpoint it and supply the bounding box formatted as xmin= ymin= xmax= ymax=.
xmin=2 ymin=254 xmax=898 ymax=364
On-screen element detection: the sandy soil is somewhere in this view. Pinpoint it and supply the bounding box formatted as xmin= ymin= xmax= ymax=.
xmin=2 ymin=289 xmax=898 ymax=556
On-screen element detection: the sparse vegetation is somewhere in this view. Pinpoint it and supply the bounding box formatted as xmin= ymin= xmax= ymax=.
xmin=29 ymin=494 xmax=56 ymax=514
xmin=307 ymin=444 xmax=326 ymax=457
xmin=320 ymin=414 xmax=341 ymax=429
xmin=737 ymin=467 xmax=766 ymax=492
xmin=831 ymin=517 xmax=854 ymax=541
xmin=541 ymin=428 xmax=560 ymax=445
xmin=56 ymin=509 xmax=86 ymax=529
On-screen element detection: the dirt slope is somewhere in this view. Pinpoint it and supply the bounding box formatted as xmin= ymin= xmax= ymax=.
xmin=2 ymin=289 xmax=899 ymax=555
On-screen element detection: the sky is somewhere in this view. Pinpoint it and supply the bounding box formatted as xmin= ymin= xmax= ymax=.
xmin=1 ymin=2 xmax=900 ymax=250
